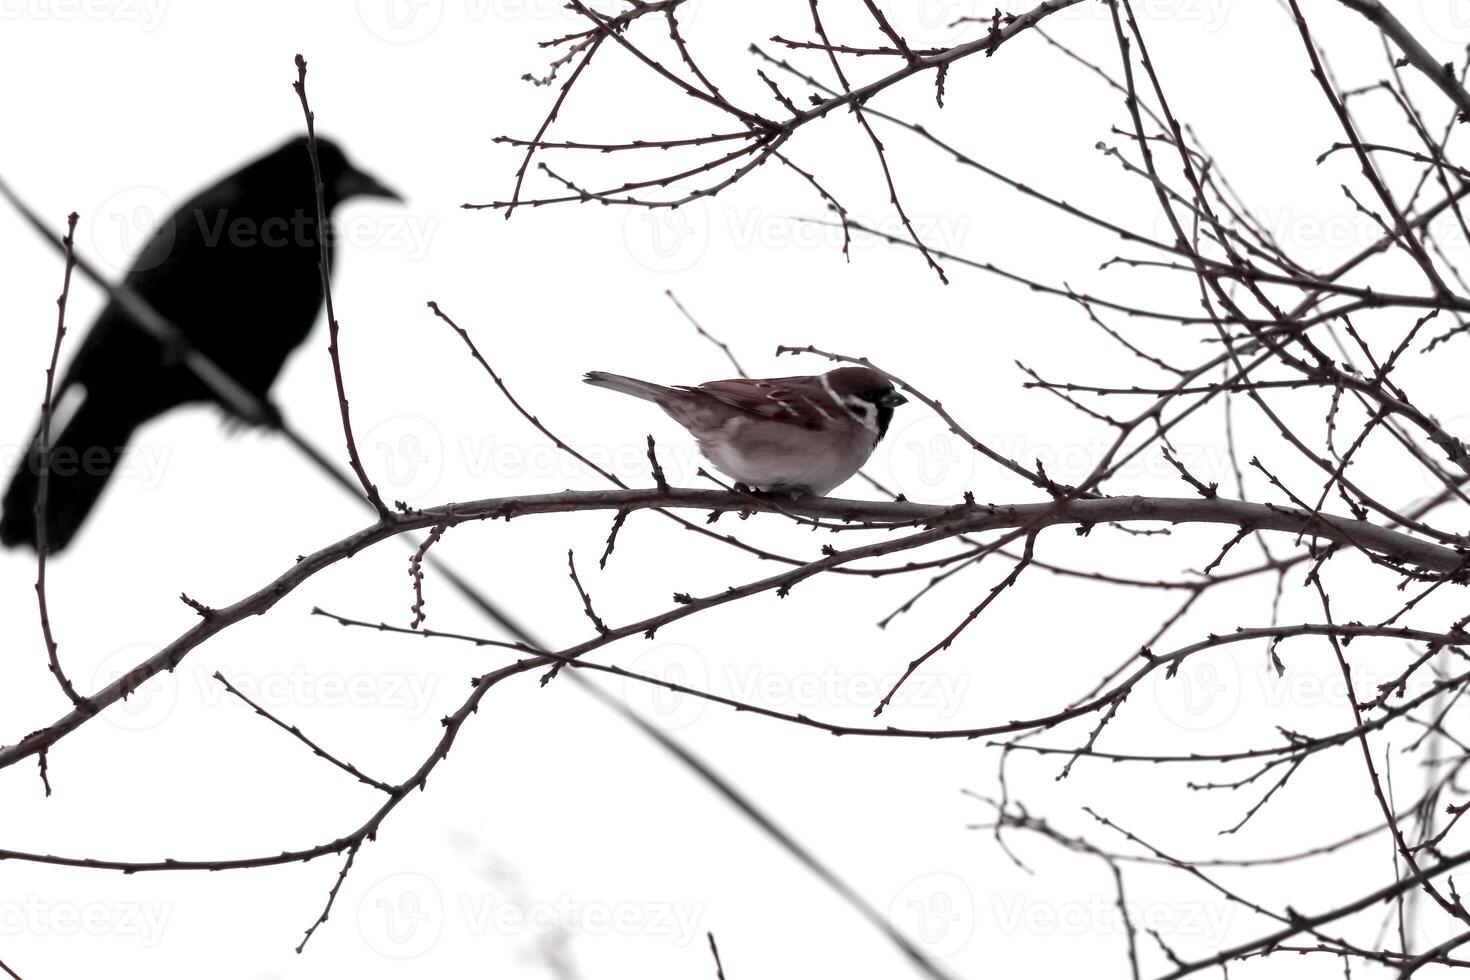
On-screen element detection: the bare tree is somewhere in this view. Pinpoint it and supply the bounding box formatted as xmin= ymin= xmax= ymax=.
xmin=9 ymin=2 xmax=1470 ymax=977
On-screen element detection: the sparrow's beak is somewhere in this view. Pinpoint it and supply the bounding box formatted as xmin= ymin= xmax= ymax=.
xmin=881 ymin=390 xmax=908 ymax=408
xmin=336 ymin=166 xmax=403 ymax=203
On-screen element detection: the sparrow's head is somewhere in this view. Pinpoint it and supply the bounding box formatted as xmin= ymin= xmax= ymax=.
xmin=825 ymin=366 xmax=907 ymax=441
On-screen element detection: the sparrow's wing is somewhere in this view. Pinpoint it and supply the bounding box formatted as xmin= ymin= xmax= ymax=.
xmin=688 ymin=377 xmax=840 ymax=429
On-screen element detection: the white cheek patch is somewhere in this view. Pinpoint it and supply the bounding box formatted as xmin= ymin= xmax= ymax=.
xmin=844 ymin=396 xmax=880 ymax=437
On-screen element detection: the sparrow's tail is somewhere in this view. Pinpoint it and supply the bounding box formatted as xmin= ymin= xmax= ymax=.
xmin=0 ymin=387 xmax=146 ymax=553
xmin=582 ymin=371 xmax=679 ymax=404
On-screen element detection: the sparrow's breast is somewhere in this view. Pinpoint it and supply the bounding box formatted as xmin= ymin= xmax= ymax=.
xmin=700 ymin=415 xmax=872 ymax=495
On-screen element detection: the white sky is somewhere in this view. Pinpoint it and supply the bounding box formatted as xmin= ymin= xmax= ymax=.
xmin=3 ymin=1 xmax=1470 ymax=978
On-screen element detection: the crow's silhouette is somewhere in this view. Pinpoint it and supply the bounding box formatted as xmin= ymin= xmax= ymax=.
xmin=1 ymin=136 xmax=399 ymax=552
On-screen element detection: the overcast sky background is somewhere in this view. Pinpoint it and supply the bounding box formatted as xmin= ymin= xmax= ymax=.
xmin=2 ymin=1 xmax=1470 ymax=977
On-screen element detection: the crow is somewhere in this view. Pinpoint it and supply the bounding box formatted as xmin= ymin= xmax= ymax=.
xmin=0 ymin=136 xmax=400 ymax=552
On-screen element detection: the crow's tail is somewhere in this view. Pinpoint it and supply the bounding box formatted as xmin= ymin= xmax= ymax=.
xmin=1 ymin=389 xmax=146 ymax=552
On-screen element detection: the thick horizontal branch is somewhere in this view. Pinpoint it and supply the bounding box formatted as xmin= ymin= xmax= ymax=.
xmin=1 ymin=488 xmax=1462 ymax=772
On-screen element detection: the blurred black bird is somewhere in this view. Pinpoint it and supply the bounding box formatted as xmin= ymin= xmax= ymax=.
xmin=0 ymin=136 xmax=400 ymax=552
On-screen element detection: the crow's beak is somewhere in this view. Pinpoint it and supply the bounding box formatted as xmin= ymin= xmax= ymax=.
xmin=337 ymin=167 xmax=403 ymax=203
xmin=881 ymin=390 xmax=908 ymax=408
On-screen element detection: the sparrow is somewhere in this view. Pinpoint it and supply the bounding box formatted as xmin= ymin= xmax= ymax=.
xmin=1 ymin=136 xmax=400 ymax=552
xmin=584 ymin=366 xmax=907 ymax=496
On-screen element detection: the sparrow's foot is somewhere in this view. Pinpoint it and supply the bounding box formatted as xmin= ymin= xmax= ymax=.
xmin=749 ymin=483 xmax=812 ymax=503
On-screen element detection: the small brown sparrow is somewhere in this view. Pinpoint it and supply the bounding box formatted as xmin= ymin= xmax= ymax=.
xmin=584 ymin=366 xmax=907 ymax=495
